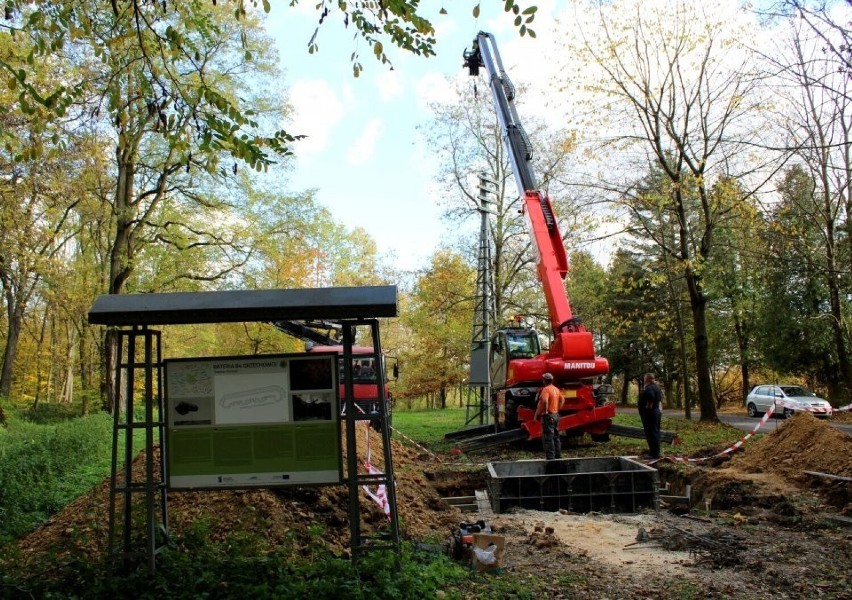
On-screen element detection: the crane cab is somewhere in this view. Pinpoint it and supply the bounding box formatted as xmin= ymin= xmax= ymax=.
xmin=490 ymin=327 xmax=541 ymax=388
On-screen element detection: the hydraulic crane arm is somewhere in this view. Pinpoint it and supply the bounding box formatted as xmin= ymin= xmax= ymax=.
xmin=463 ymin=32 xmax=537 ymax=194
xmin=272 ymin=320 xmax=342 ymax=347
xmin=463 ymin=31 xmax=579 ymax=337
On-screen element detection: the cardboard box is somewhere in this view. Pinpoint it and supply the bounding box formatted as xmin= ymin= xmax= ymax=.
xmin=471 ymin=533 xmax=506 ymax=572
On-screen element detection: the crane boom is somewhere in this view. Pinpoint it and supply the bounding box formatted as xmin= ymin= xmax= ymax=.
xmin=464 ymin=32 xmax=537 ymax=194
xmin=445 ymin=33 xmax=635 ymax=450
xmin=464 ymin=32 xmax=608 ymax=379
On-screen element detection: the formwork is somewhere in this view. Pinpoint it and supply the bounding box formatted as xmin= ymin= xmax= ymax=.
xmin=486 ymin=457 xmax=658 ymax=514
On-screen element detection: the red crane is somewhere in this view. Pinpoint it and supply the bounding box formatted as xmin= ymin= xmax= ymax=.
xmin=453 ymin=32 xmax=615 ymax=450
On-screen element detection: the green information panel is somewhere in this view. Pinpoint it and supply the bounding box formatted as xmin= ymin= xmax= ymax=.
xmin=164 ymin=353 xmax=342 ymax=489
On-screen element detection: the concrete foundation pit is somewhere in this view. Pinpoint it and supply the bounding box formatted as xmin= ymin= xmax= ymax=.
xmin=486 ymin=456 xmax=658 ymax=514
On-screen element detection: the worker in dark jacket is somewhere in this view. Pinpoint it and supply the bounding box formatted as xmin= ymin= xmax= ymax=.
xmin=534 ymin=373 xmax=562 ymax=459
xmin=638 ymin=373 xmax=663 ymax=459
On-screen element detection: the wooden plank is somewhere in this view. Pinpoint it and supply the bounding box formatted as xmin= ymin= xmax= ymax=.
xmin=442 ymin=496 xmax=478 ymax=505
xmin=475 ymin=489 xmax=494 ymax=515
xmin=802 ymin=470 xmax=852 ymax=482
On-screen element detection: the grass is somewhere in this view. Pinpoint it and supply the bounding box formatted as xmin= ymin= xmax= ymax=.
xmin=392 ymin=407 xmax=469 ymax=452
xmin=0 ymin=410 xmax=113 ymax=542
xmin=392 ymin=404 xmax=748 ymax=460
xmin=0 ymin=403 xmax=153 ymax=543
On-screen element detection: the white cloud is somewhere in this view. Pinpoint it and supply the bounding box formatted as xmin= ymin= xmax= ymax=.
xmin=374 ymin=70 xmax=403 ymax=102
xmin=347 ymin=118 xmax=383 ymax=166
xmin=415 ymin=70 xmax=464 ymax=111
xmin=288 ymin=79 xmax=345 ymax=158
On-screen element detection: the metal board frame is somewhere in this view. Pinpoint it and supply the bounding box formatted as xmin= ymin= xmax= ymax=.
xmin=88 ymin=286 xmax=399 ymax=575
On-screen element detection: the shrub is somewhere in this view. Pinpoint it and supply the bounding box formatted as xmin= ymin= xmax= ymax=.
xmin=0 ymin=412 xmax=113 ymax=542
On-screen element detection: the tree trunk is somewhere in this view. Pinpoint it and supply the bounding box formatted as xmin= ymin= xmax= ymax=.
xmin=60 ymin=327 xmax=75 ymax=404
xmin=686 ymin=276 xmax=718 ymax=422
xmin=619 ymin=375 xmax=630 ymax=405
xmin=32 ymin=306 xmax=50 ymax=407
xmin=103 ymin=145 xmax=137 ymax=415
xmin=662 ymin=244 xmax=692 ymax=419
xmin=825 ymin=254 xmax=852 ymax=402
xmin=662 ymin=379 xmax=673 ymax=409
xmin=102 ymin=329 xmax=119 ymax=414
xmin=675 ymin=181 xmax=717 ymax=423
xmin=0 ymin=302 xmax=23 ymax=399
xmin=733 ymin=314 xmax=751 ymax=405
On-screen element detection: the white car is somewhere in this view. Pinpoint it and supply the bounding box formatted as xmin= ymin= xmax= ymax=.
xmin=746 ymin=385 xmax=833 ymax=418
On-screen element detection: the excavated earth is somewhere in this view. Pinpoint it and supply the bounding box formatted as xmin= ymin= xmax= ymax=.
xmin=5 ymin=412 xmax=852 ymax=599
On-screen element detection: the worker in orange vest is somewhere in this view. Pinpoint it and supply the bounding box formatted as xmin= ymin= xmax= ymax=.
xmin=534 ymin=372 xmax=562 ymax=459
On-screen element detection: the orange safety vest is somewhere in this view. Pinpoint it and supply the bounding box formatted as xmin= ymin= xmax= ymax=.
xmin=536 ymin=384 xmax=562 ymax=415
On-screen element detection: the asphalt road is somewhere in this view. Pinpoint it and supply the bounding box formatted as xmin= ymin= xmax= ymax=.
xmin=649 ymin=408 xmax=852 ymax=437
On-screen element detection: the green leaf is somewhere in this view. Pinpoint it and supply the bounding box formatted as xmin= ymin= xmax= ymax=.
xmin=262 ymin=0 xmax=271 ymax=12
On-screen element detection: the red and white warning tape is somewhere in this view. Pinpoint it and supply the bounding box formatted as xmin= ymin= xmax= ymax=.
xmin=389 ymin=424 xmax=444 ymax=463
xmin=773 ymin=398 xmax=833 ymax=416
xmin=358 ymin=419 xmax=391 ymax=520
xmin=648 ymin=404 xmax=777 ymax=465
xmin=362 ymin=459 xmax=391 ymax=518
xmin=836 ymin=402 xmax=852 ymax=412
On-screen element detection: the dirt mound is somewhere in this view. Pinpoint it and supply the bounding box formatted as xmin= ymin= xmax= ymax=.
xmin=730 ymin=412 xmax=852 ymax=480
xmin=8 ymin=425 xmax=462 ymax=565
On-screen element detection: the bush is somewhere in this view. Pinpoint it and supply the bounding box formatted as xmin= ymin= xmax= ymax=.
xmin=0 ymin=412 xmax=113 ymax=542
xmin=19 ymin=402 xmax=88 ymax=424
xmin=0 ymin=539 xmax=469 ymax=600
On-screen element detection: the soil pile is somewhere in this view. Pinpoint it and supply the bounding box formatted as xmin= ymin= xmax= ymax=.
xmin=730 ymin=412 xmax=852 ymax=480
xmin=9 ymin=424 xmax=462 ymax=565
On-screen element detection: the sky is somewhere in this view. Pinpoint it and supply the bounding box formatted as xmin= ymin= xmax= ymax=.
xmin=262 ymin=0 xmax=564 ymax=272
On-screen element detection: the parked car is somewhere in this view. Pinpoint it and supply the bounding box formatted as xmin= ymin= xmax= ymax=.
xmin=745 ymin=385 xmax=833 ymax=418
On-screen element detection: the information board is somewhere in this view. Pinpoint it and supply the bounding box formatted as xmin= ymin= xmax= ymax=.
xmin=164 ymin=353 xmax=341 ymax=489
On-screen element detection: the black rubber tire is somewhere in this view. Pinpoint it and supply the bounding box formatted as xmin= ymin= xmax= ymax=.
xmin=747 ymin=403 xmax=759 ymax=418
xmin=783 ymin=407 xmax=795 ymax=419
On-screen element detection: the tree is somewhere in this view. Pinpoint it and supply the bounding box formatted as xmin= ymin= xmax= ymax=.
xmin=601 ymin=249 xmax=682 ymax=406
xmin=0 ymin=33 xmax=96 ymax=407
xmin=758 ymin=166 xmax=842 ymax=394
xmin=563 ymin=0 xmax=769 ymax=421
xmin=1 ymin=0 xmax=538 ymax=154
xmin=38 ymin=3 xmax=291 ymax=412
xmin=398 ymin=250 xmax=473 ymax=406
xmin=763 ymin=11 xmax=852 ymax=400
xmin=703 ymin=178 xmax=764 ymax=406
